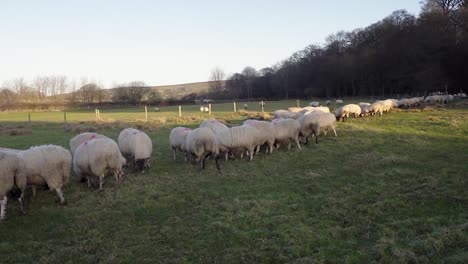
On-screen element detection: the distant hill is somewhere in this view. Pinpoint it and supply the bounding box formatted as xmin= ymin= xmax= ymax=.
xmin=149 ymin=81 xmax=223 ymax=100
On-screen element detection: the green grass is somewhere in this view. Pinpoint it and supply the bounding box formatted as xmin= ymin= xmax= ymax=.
xmin=0 ymin=100 xmax=467 ymax=263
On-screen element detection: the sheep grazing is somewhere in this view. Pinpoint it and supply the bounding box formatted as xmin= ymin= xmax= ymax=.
xmin=216 ymin=126 xmax=263 ymax=161
xmin=73 ymin=138 xmax=126 ymax=190
xmin=273 ymin=110 xmax=301 ymax=119
xmin=367 ymin=101 xmax=385 ymax=116
xmin=0 ymin=151 xmax=27 ymax=221
xmin=271 ymin=118 xmax=301 ymax=150
xmin=200 ymin=118 xmax=230 ymax=160
xmin=302 ymin=106 xmax=330 ymax=113
xmin=200 ymin=106 xmax=209 ymax=113
xmin=169 ymin=127 xmax=192 ymax=162
xmin=425 ymin=95 xmax=443 ymax=104
xmin=335 ymin=99 xmax=344 ymax=105
xmin=309 ymin=101 xmax=320 ymax=107
xmin=243 ymin=103 xmax=248 ymax=110
xmin=13 ymin=145 xmax=71 ymax=205
xmin=185 ymin=127 xmax=220 ymax=170
xmin=242 ymin=119 xmax=275 ymax=154
xmin=358 ymin=102 xmax=371 ymax=116
xmin=326 ymin=100 xmax=331 ymax=106
xmin=335 ymin=104 xmax=361 ymax=121
xmin=443 ymin=95 xmax=454 ymax=103
xmin=70 ymin=132 xmax=108 ymax=156
xmin=118 ymin=128 xmax=153 ymax=172
xmin=298 ymin=112 xmax=337 ymax=144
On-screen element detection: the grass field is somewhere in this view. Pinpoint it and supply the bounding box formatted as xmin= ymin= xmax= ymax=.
xmin=0 ymin=99 xmax=467 ymax=263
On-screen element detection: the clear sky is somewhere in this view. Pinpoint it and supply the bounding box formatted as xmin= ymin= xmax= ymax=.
xmin=0 ymin=0 xmax=421 ymax=88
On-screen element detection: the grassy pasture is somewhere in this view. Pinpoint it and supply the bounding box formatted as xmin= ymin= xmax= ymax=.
xmin=0 ymin=99 xmax=467 ymax=263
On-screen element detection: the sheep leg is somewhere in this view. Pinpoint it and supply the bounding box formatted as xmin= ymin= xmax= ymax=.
xmin=184 ymin=153 xmax=188 ymax=163
xmin=99 ymin=175 xmax=105 ymax=191
xmin=32 ymin=186 xmax=37 ymax=197
xmin=288 ymin=142 xmax=292 ymax=150
xmin=114 ymin=172 xmax=120 ymax=187
xmin=18 ymin=193 xmax=25 ymax=215
xmin=215 ymin=156 xmax=221 ymax=171
xmin=315 ymin=133 xmax=319 ymax=144
xmin=333 ymin=128 xmax=337 ymax=137
xmin=172 ymin=149 xmax=177 ymax=161
xmin=0 ymin=196 xmax=7 ymax=221
xmin=87 ymin=177 xmax=92 ymax=188
xmin=247 ymin=148 xmax=254 ymax=161
xmin=225 ymin=152 xmax=228 ymax=161
xmin=295 ymin=136 xmax=302 ymax=150
xmin=55 ymin=188 xmax=67 ymax=205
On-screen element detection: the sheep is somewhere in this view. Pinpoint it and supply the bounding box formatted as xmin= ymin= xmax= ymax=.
xmin=200 ymin=118 xmax=230 ymax=160
xmin=302 ymin=106 xmax=330 ymax=113
xmin=73 ymin=138 xmax=126 ymax=190
xmin=11 ymin=145 xmax=71 ymax=205
xmin=273 ymin=110 xmax=300 ymax=119
xmin=443 ymin=95 xmax=454 ymax=103
xmin=242 ymin=119 xmax=275 ymax=154
xmin=271 ymin=118 xmax=301 ymax=150
xmin=367 ymin=101 xmax=385 ymax=116
xmin=336 ymin=99 xmax=344 ymax=105
xmin=358 ymin=102 xmax=371 ymax=116
xmin=298 ymin=112 xmax=337 ymax=144
xmin=70 ymin=132 xmax=108 ymax=156
xmin=216 ymin=126 xmax=264 ymax=161
xmin=287 ymin=107 xmax=303 ymax=113
xmin=243 ymin=103 xmax=248 ymax=110
xmin=335 ymin=104 xmax=361 ymax=121
xmin=118 ymin=128 xmax=153 ymax=171
xmin=185 ymin=127 xmax=220 ymax=170
xmin=425 ymin=95 xmax=443 ymax=104
xmin=0 ymin=151 xmax=27 ymax=221
xmin=169 ymin=127 xmax=192 ymax=162
xmin=309 ymin=101 xmax=320 ymax=107
xmin=200 ymin=106 xmax=209 ymax=113
xmin=325 ymin=100 xmax=331 ymax=106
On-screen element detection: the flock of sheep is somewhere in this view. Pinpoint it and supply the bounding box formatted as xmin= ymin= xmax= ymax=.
xmin=1 ymin=92 xmax=465 ymax=221
xmin=0 ymin=128 xmax=152 ymax=221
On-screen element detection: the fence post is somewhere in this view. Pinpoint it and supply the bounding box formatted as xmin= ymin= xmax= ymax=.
xmin=64 ymin=112 xmax=67 ymax=125
xmin=233 ymin=102 xmax=237 ymax=112
xmin=178 ymin=105 xmax=182 ymax=117
xmin=296 ymin=99 xmax=300 ymax=107
xmin=28 ymin=113 xmax=31 ymax=124
xmin=95 ymin=109 xmax=98 ymax=119
xmin=145 ymin=105 xmax=148 ymax=120
xmin=208 ymin=103 xmax=212 ymax=115
xmin=261 ymin=101 xmax=264 ymax=113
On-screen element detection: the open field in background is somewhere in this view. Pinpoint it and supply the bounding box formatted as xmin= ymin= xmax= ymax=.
xmin=0 ymin=99 xmax=467 ymax=263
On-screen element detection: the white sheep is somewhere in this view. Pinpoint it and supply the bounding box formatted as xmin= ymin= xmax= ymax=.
xmin=336 ymin=99 xmax=344 ymax=105
xmin=335 ymin=104 xmax=361 ymax=121
xmin=73 ymin=138 xmax=126 ymax=190
xmin=200 ymin=106 xmax=209 ymax=113
xmin=287 ymin=107 xmax=303 ymax=113
xmin=185 ymin=127 xmax=220 ymax=170
xmin=309 ymin=101 xmax=320 ymax=107
xmin=70 ymin=132 xmax=108 ymax=156
xmin=325 ymin=100 xmax=331 ymax=106
xmin=242 ymin=119 xmax=275 ymax=154
xmin=200 ymin=119 xmax=230 ymax=159
xmin=118 ymin=128 xmax=153 ymax=172
xmin=271 ymin=118 xmax=302 ymax=150
xmin=302 ymin=106 xmax=330 ymax=113
xmin=0 ymin=151 xmax=27 ymax=221
xmin=367 ymin=101 xmax=385 ymax=116
xmin=12 ymin=145 xmax=71 ymax=204
xmin=216 ymin=126 xmax=263 ymax=161
xmin=358 ymin=102 xmax=371 ymax=116
xmin=169 ymin=127 xmax=192 ymax=162
xmin=298 ymin=112 xmax=337 ymax=144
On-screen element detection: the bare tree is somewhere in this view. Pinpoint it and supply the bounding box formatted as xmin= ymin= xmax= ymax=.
xmin=32 ymin=76 xmax=49 ymax=100
xmin=421 ymin=0 xmax=465 ymax=14
xmin=209 ymin=66 xmax=226 ymax=92
xmin=242 ymin=66 xmax=257 ymax=100
xmin=127 ymin=81 xmax=149 ymax=104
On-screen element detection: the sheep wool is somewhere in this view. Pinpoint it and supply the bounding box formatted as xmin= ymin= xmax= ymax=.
xmin=271 ymin=118 xmax=302 ymax=150
xmin=185 ymin=127 xmax=220 ymax=170
xmin=18 ymin=145 xmax=71 ymax=204
xmin=118 ymin=128 xmax=153 ymax=171
xmin=0 ymin=150 xmax=27 ymax=221
xmin=169 ymin=127 xmax=192 ymax=161
xmin=74 ymin=138 xmax=126 ymax=190
xmin=70 ymin=132 xmax=108 ymax=156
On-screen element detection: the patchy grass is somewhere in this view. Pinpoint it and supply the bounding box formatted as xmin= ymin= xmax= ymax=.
xmin=0 ymin=100 xmax=467 ymax=263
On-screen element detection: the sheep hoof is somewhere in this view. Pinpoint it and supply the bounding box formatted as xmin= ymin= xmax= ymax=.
xmin=61 ymin=200 xmax=68 ymax=206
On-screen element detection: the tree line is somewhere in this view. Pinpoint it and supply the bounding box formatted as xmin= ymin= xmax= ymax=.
xmin=219 ymin=0 xmax=468 ymax=100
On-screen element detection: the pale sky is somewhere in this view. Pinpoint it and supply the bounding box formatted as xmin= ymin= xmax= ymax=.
xmin=0 ymin=0 xmax=421 ymax=88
